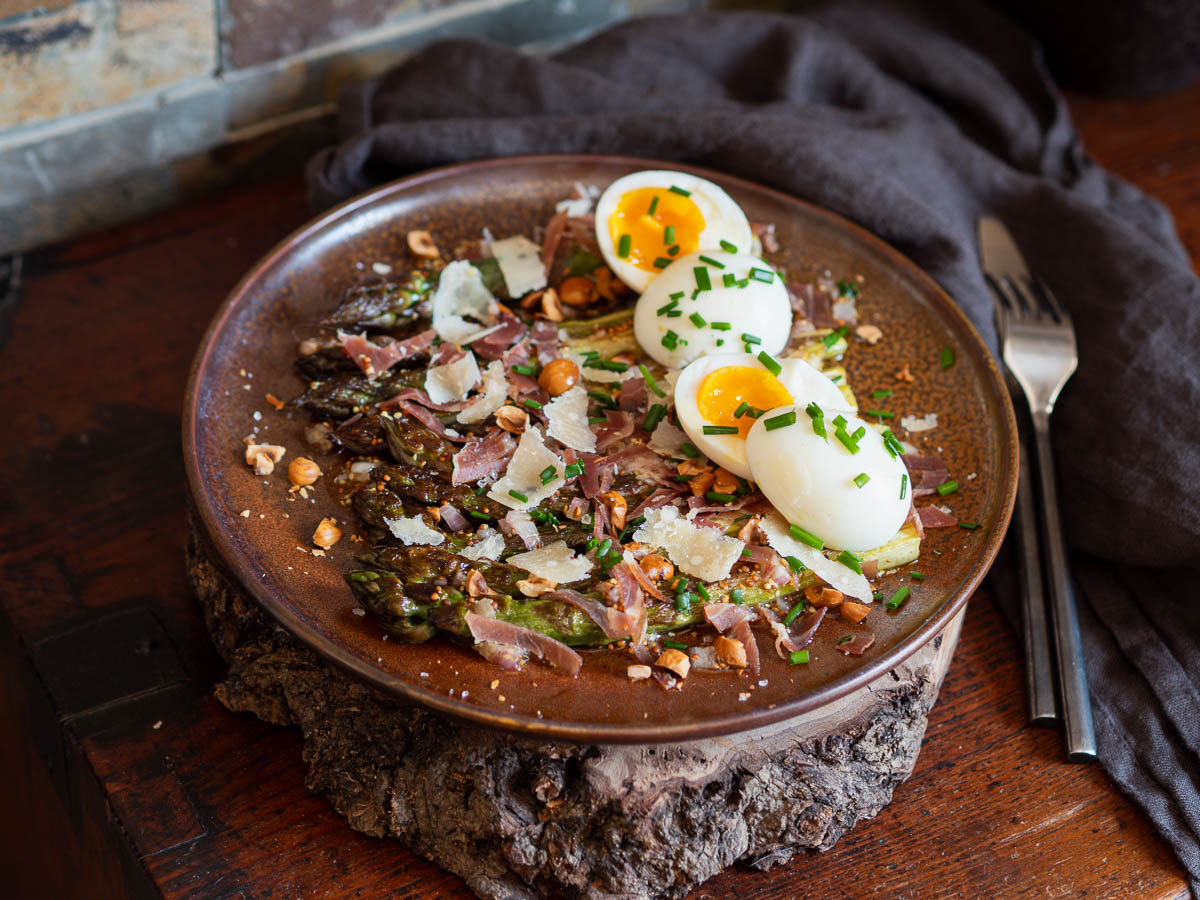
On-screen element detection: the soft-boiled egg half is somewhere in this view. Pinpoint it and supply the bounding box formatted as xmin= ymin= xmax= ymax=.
xmin=673 ymin=353 xmax=848 ymax=480
xmin=595 ymin=171 xmax=754 ymax=294
xmin=745 ymin=407 xmax=910 ymax=551
xmin=633 ymin=251 xmax=792 ymax=368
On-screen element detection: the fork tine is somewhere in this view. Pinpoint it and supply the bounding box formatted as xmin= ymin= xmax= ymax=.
xmin=984 ymin=272 xmax=1016 ymax=313
xmin=1032 ymin=275 xmax=1070 ymax=323
xmin=1002 ymin=275 xmax=1036 ymax=316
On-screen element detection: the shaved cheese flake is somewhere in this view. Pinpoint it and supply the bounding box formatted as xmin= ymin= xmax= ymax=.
xmin=901 ymin=412 xmax=938 ymax=433
xmin=632 ymin=506 xmax=744 ymax=583
xmin=491 ymin=235 xmax=547 ymax=298
xmin=504 ymin=509 xmax=542 ymax=549
xmin=460 ymin=532 xmax=505 ymax=562
xmin=432 ymin=260 xmax=497 ymax=342
xmin=647 ymin=419 xmax=688 ymax=457
xmin=458 ymin=360 xmax=510 ymax=424
xmin=425 ymin=352 xmax=481 ymax=405
xmin=384 ymin=516 xmax=445 ymax=547
xmin=487 ymin=426 xmax=565 ymax=510
xmin=544 ymin=385 xmax=596 ymax=452
xmin=508 ymin=540 xmax=592 ymax=584
xmin=758 ymin=512 xmax=871 ymax=602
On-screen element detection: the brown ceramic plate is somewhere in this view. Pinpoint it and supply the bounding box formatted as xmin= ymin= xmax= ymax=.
xmin=184 ymin=155 xmax=1017 ymax=743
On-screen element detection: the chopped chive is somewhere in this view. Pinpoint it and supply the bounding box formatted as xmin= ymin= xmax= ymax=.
xmin=910 ymin=571 xmax=925 ymax=581
xmin=936 ymin=480 xmax=959 ymax=496
xmin=746 ymin=407 xmax=765 ymax=418
xmin=720 ymin=240 xmax=738 ymax=253
xmin=851 ymin=425 xmax=866 ymax=442
xmin=785 ymin=555 xmax=805 ymax=572
xmin=836 ymin=549 xmax=862 ymax=574
xmin=689 ymin=312 xmax=707 ymax=328
xmin=666 ymin=310 xmax=682 ymax=318
xmin=881 ymin=428 xmax=904 ymax=458
xmin=664 ymin=225 xmax=676 ymax=245
xmin=837 ymin=635 xmax=854 ymax=646
xmin=959 ymin=521 xmax=981 ymax=531
xmin=679 ymin=442 xmax=699 ymax=459
xmin=780 ymin=600 xmax=806 ymax=627
xmin=764 ymin=410 xmax=796 ymax=431
xmin=900 ymin=473 xmax=908 ymax=500
xmin=512 ymin=363 xmax=535 ymax=375
xmin=617 ymin=234 xmax=632 ymax=258
xmin=741 ymin=333 xmax=762 ymax=345
xmin=670 ymin=291 xmax=685 ymax=300
xmin=639 ymin=364 xmax=665 ymax=397
xmin=822 ymin=325 xmax=850 ymax=348
xmin=703 ymin=425 xmax=739 ymax=435
xmin=757 ymin=352 xmax=782 ymax=376
xmin=853 ymin=472 xmax=871 ymax=489
xmin=731 ymin=588 xmax=745 ymax=604
xmin=788 ymin=523 xmax=823 ymax=549
xmin=749 ymin=267 xmax=774 ymax=283
xmin=698 ymin=255 xmax=726 ymax=269
xmin=661 ymin=330 xmax=679 ymax=350
xmin=674 ymin=594 xmax=692 ymax=612
xmin=587 ymin=359 xmax=628 ymax=372
xmin=672 ymin=473 xmax=692 ymax=482
xmin=873 ymin=592 xmax=886 ymax=602
xmin=653 ymin=257 xmax=672 ymax=269
xmin=588 ymin=415 xmax=607 ymax=424
xmin=605 ymin=549 xmax=622 ymax=565
xmin=669 ymin=185 xmax=691 ymax=196
xmin=737 ymin=278 xmax=750 ymax=288
xmin=733 ymin=401 xmax=750 ymax=418
xmin=886 ymin=587 xmax=911 ymax=610
xmin=710 ymin=321 xmax=731 ymax=331
xmin=940 ymin=346 xmax=956 ymax=369
xmin=871 ymin=389 xmax=893 ymax=399
xmin=691 ymin=288 xmax=701 ymax=300
xmin=741 ymin=548 xmax=754 ymax=558
xmin=864 ymin=409 xmax=894 ymax=419
xmin=723 ymin=273 xmax=737 ymax=288
xmin=564 ymin=462 xmax=584 ymax=478
xmin=587 ymin=389 xmax=616 ymax=408
xmin=694 ymin=267 xmax=712 ymax=291
xmin=716 ymin=338 xmax=725 ymax=346
xmin=648 ymin=196 xmax=660 ymax=216
xmin=696 ymin=583 xmax=712 ymax=602
xmin=642 ymin=403 xmax=666 ymax=431
xmin=835 ymin=279 xmax=860 ymax=299
xmin=523 ymin=398 xmax=543 ymax=410
xmin=468 ymin=510 xmax=491 ymax=521
xmin=596 ymin=538 xmax=612 ymax=558
xmin=812 ymin=417 xmax=828 ymax=440
xmin=656 ymin=298 xmax=679 ymax=316
xmin=706 ymin=491 xmax=736 ymax=503
xmin=628 ymin=515 xmax=645 ymax=528
xmin=540 ymin=465 xmax=558 ymax=484
xmin=835 ymin=428 xmax=861 ymax=455
xmin=508 ymin=489 xmax=529 ymax=502
xmin=805 ymin=402 xmax=824 ymax=419
xmin=586 ymin=537 xmax=598 ymax=550
xmin=662 ymin=640 xmax=688 ymax=651
xmin=829 ymin=374 xmax=843 ymax=383
xmin=832 ymin=414 xmax=847 ymax=429
xmin=789 ymin=649 xmax=811 ymax=665
xmin=668 ymin=245 xmax=680 ymax=257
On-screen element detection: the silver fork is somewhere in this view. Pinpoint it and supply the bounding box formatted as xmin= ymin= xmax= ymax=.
xmin=980 ymin=217 xmax=1097 ymax=761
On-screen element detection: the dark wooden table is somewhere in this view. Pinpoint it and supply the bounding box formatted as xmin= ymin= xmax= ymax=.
xmin=2 ymin=78 xmax=1197 ymax=900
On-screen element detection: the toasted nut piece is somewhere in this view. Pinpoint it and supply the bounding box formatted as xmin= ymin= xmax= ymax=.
xmin=244 ymin=437 xmax=285 ymax=475
xmin=313 ymin=517 xmax=341 ymax=550
xmin=639 ymin=553 xmax=674 ymax=581
xmin=894 ymin=364 xmax=915 ymax=382
xmin=541 ymin=288 xmax=564 ymax=321
xmin=466 ymin=569 xmax=492 ymax=598
xmin=856 ymin=324 xmax=883 ymax=345
xmin=520 ymin=288 xmax=546 ymax=310
xmin=805 ymin=585 xmax=845 ymax=607
xmin=407 ymin=230 xmax=440 ymax=258
xmin=593 ymin=266 xmax=629 ymax=300
xmin=538 ymin=358 xmax=580 ymax=397
xmin=265 ymin=393 xmax=286 ymax=411
xmin=288 ymin=457 xmax=323 ymax=486
xmin=517 ymin=575 xmax=557 ymax=597
xmin=677 ymin=459 xmax=712 ymax=477
xmin=655 ymin=648 xmax=691 ymax=679
xmin=736 ymin=516 xmax=760 ymax=543
xmin=714 ymin=635 xmax=748 ymax=668
xmin=598 ymin=490 xmax=627 ymax=531
xmin=688 ymin=471 xmax=716 ymax=497
xmin=840 ymin=601 xmax=871 ymax=624
xmin=559 ymin=275 xmax=597 ymax=307
xmin=627 ymin=664 xmax=653 ymax=681
xmin=712 ymin=467 xmax=739 ymax=495
xmin=495 ymin=405 xmax=529 ymax=434
xmin=297 ymin=337 xmax=325 ymax=356
xmin=304 ymin=422 xmax=334 ymax=452
xmin=564 ymin=500 xmax=588 ymax=521
xmin=426 ymin=506 xmax=441 ymax=522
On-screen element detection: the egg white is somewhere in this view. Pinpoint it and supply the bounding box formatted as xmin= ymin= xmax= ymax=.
xmin=745 ymin=406 xmax=910 ymax=551
xmin=673 ymin=353 xmax=849 ymax=479
xmin=633 ymin=251 xmax=791 ymax=368
xmin=594 ymin=171 xmax=753 ymax=294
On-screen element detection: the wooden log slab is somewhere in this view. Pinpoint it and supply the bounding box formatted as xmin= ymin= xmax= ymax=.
xmin=187 ymin=517 xmax=963 ymax=900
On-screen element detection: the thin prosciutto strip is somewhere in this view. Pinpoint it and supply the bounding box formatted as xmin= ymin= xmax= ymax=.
xmin=593 ymin=410 xmax=636 ymax=452
xmin=703 ymin=602 xmax=756 ymax=633
xmin=465 ymin=612 xmax=582 ymax=676
xmin=501 ymin=343 xmax=542 ymax=398
xmin=838 ymin=630 xmax=876 ymax=656
xmin=730 ymin=617 xmax=760 ymax=675
xmin=394 ymin=399 xmax=467 ymax=442
xmin=917 ymin=504 xmax=958 ymax=528
xmin=338 ymin=329 xmax=435 ymax=379
xmin=438 ymin=504 xmax=469 ymax=531
xmin=610 ymin=561 xmax=649 ymax=642
xmin=383 ymin=386 xmax=467 ymax=412
xmin=530 ymin=319 xmax=559 ymax=366
xmin=451 ymin=430 xmax=517 ymax=485
xmin=541 ymin=210 xmax=568 ymax=272
xmin=471 ymin=313 xmax=527 ymax=360
xmin=619 ymin=552 xmax=668 ymax=603
xmin=629 ymin=485 xmax=687 ymax=519
xmin=546 ymin=589 xmax=638 ymax=642
xmin=903 ymin=453 xmax=951 ymax=497
xmin=617 ymin=377 xmax=648 ymax=413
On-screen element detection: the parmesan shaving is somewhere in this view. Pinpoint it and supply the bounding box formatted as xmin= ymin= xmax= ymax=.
xmin=544 ymin=385 xmax=596 ymax=452
xmin=507 ymin=540 xmax=592 ymax=583
xmin=504 ymin=509 xmax=542 ymax=549
xmin=425 ymin=352 xmax=481 ymax=405
xmin=491 ymin=235 xmax=548 ymax=298
xmin=431 ymin=260 xmax=497 ymax=343
xmin=901 ymin=412 xmax=939 ymax=433
xmin=565 ymin=351 xmax=639 ymax=384
xmin=458 ymin=360 xmax=509 ymax=424
xmin=757 ymin=512 xmax=871 ymax=602
xmin=384 ymin=516 xmax=445 ymax=547
xmin=632 ymin=506 xmax=744 ymax=583
xmin=647 ymin=419 xmax=688 ymax=457
xmin=487 ymin=426 xmax=565 ymax=510
xmin=460 ymin=532 xmax=505 ymax=562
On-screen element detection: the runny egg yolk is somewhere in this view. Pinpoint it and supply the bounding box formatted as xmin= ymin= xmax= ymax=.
xmin=608 ymin=187 xmax=706 ymax=274
xmin=696 ymin=366 xmax=793 ymax=438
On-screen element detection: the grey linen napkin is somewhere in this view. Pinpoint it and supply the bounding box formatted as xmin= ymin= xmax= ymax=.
xmin=306 ymin=2 xmax=1200 ymax=887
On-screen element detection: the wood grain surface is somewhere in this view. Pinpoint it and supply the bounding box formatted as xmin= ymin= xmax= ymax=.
xmin=1 ymin=78 xmax=1198 ymax=900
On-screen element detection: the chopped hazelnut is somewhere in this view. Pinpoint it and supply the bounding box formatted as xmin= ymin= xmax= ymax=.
xmin=856 ymin=324 xmax=883 ymax=345
xmin=517 ymin=575 xmax=557 ymax=598
xmin=288 ymin=457 xmax=323 ymax=486
xmin=639 ymin=553 xmax=673 ymax=581
xmin=466 ymin=569 xmax=491 ymax=598
xmin=593 ymin=266 xmax=629 ymax=301
xmin=558 ymin=275 xmax=597 ymax=307
xmin=688 ymin=471 xmax=716 ymax=497
xmin=840 ymin=601 xmax=871 ymax=624
xmin=714 ymin=635 xmax=748 ymax=668
xmin=655 ymin=648 xmax=691 ymax=679
xmin=711 ymin=467 xmax=739 ymax=495
xmin=538 ymin=358 xmax=580 ymax=397
xmin=312 ymin=517 xmax=341 ymax=550
xmin=540 ymin=288 xmax=564 ymax=322
xmin=407 ymin=230 xmax=440 ymax=259
xmin=805 ymin=585 xmax=844 ymax=607
xmin=244 ymin=437 xmax=285 ymax=475
xmin=598 ymin=490 xmax=627 ymax=531
xmin=495 ymin=405 xmax=529 ymax=434
xmin=895 ymin=364 xmax=915 ymax=382
xmin=627 ymin=664 xmax=653 ymax=681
